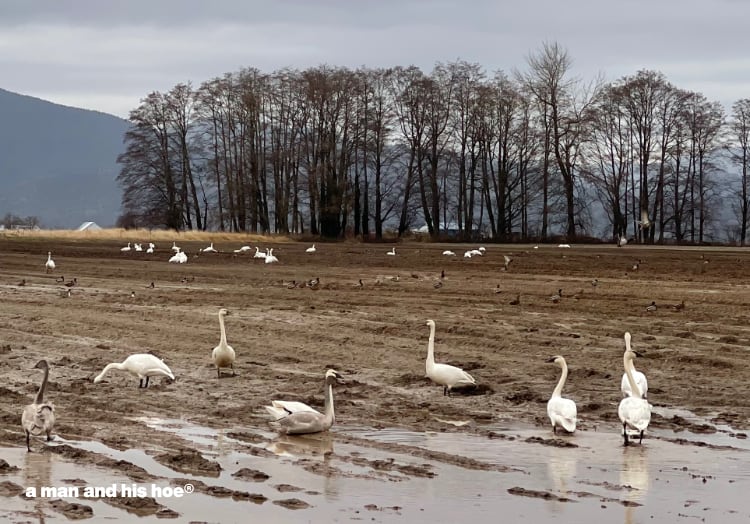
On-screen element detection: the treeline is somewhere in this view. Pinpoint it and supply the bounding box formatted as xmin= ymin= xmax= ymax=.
xmin=116 ymin=42 xmax=750 ymax=244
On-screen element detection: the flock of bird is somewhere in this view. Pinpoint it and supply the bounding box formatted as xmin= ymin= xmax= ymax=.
xmin=21 ymin=241 xmax=673 ymax=451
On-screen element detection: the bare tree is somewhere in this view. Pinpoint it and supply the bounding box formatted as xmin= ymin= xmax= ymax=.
xmin=728 ymin=99 xmax=750 ymax=244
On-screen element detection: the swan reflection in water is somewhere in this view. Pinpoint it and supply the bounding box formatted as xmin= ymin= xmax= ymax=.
xmin=621 ymin=447 xmax=650 ymax=524
xmin=547 ymin=445 xmax=577 ymax=495
xmin=266 ymin=434 xmax=334 ymax=458
xmin=25 ymin=450 xmax=53 ymax=523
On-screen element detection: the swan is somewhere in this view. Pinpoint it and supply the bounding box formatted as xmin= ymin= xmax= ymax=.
xmin=134 ymin=243 xmax=143 ymax=252
xmin=168 ymin=249 xmax=182 ymax=263
xmin=21 ymin=360 xmax=56 ymax=452
xmin=265 ymin=248 xmax=278 ymax=264
xmin=478 ymin=246 xmax=486 ymax=253
xmin=306 ymin=244 xmax=316 ymax=253
xmin=386 ymin=247 xmax=396 ymax=256
xmin=45 ymin=252 xmax=55 ymax=273
xmin=212 ymin=308 xmax=236 ymax=378
xmin=546 ymin=356 xmax=577 ymax=434
xmin=253 ymin=247 xmax=267 ymax=259
xmin=120 ymin=242 xmax=131 ymax=253
xmin=424 ymin=319 xmax=476 ymax=395
xmin=442 ymin=250 xmax=456 ymax=256
xmin=202 ymin=242 xmax=217 ymax=253
xmin=620 ymin=332 xmax=648 ymax=399
xmin=171 ymin=241 xmax=180 ymax=252
xmin=93 ymin=353 xmax=175 ymax=388
xmin=502 ymin=255 xmax=512 ymax=271
xmin=265 ymin=369 xmax=342 ymax=435
xmin=618 ymin=345 xmax=652 ymax=446
xmin=146 ymin=245 xmax=154 ymax=254
xmin=463 ymin=250 xmax=473 ymax=258
xmin=234 ymin=245 xmax=252 ymax=254
xmin=469 ymin=249 xmax=483 ymax=257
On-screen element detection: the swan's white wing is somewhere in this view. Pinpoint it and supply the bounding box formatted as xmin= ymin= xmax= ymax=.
xmin=23 ymin=403 xmax=55 ymax=435
xmin=270 ymin=400 xmax=320 ymax=415
xmin=429 ymin=363 xmax=476 ymax=388
xmin=272 ymin=411 xmax=329 ymax=435
xmin=618 ymin=397 xmax=652 ymax=431
xmin=548 ymin=397 xmax=577 ymax=432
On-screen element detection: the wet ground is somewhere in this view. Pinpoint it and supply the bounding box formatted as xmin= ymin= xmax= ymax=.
xmin=1 ymin=238 xmax=750 ymax=522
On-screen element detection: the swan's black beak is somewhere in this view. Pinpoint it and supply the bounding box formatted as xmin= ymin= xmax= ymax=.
xmin=633 ymin=351 xmax=645 ymax=358
xmin=545 ymin=357 xmax=557 ymax=363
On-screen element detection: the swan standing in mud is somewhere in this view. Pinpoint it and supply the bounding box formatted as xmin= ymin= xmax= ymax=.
xmin=424 ymin=319 xmax=476 ymax=396
xmin=45 ymin=252 xmax=55 ymax=273
xmin=546 ymin=355 xmax=577 ymax=434
xmin=21 ymin=360 xmax=56 ymax=452
xmin=93 ymin=354 xmax=175 ymax=388
xmin=212 ymin=308 xmax=236 ymax=377
xmin=306 ymin=244 xmax=316 ymax=253
xmin=618 ymin=343 xmax=652 ymax=446
xmin=265 ymin=370 xmax=342 ymax=435
xmin=620 ymin=332 xmax=648 ymax=399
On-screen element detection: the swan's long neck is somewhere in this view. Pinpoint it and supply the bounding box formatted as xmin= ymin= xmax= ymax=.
xmin=552 ymin=361 xmax=568 ymax=398
xmin=323 ymin=379 xmax=335 ymax=426
xmin=97 ymin=363 xmax=125 ymax=381
xmin=218 ymin=314 xmax=227 ymax=346
xmin=34 ymin=366 xmax=49 ymax=404
xmin=623 ymin=353 xmax=642 ymax=399
xmin=426 ymin=324 xmax=436 ymax=368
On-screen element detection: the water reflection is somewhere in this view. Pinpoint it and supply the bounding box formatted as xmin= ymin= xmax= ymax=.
xmin=547 ymin=445 xmax=577 ymax=494
xmin=621 ymin=447 xmax=650 ymax=524
xmin=24 ymin=450 xmax=52 ymax=524
xmin=265 ymin=434 xmax=334 ymax=457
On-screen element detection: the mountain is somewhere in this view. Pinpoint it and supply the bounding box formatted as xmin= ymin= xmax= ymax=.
xmin=0 ymin=88 xmax=130 ymax=228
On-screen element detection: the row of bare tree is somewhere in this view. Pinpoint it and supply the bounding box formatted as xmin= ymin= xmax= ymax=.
xmin=116 ymin=42 xmax=750 ymax=244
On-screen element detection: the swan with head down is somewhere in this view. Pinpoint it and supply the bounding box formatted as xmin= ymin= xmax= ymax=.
xmin=93 ymin=353 xmax=174 ymax=388
xmin=265 ymin=370 xmax=342 ymax=435
xmin=424 ymin=319 xmax=476 ymax=395
xmin=21 ymin=360 xmax=56 ymax=452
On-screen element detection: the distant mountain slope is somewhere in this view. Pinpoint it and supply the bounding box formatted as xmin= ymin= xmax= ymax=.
xmin=0 ymin=88 xmax=130 ymax=228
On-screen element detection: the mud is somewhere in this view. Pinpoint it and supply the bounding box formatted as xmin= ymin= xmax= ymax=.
xmin=2 ymin=238 xmax=750 ymax=521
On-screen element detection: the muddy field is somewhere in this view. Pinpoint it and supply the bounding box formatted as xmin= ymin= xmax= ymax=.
xmin=1 ymin=237 xmax=750 ymax=522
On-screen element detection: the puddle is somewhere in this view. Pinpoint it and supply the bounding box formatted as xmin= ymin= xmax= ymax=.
xmin=2 ymin=417 xmax=750 ymax=523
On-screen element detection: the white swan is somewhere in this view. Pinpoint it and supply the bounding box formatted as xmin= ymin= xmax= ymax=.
xmin=620 ymin=332 xmax=648 ymax=399
xmin=120 ymin=242 xmax=131 ymax=253
xmin=234 ymin=245 xmax=252 ymax=254
xmin=45 ymin=252 xmax=55 ymax=273
xmin=546 ymin=356 xmax=577 ymax=434
xmin=265 ymin=370 xmax=342 ymax=435
xmin=253 ymin=247 xmax=267 ymax=259
xmin=386 ymin=247 xmax=396 ymax=256
xmin=424 ymin=319 xmax=476 ymax=395
xmin=146 ymin=245 xmax=154 ymax=254
xmin=171 ymin=241 xmax=180 ymax=252
xmin=134 ymin=243 xmax=143 ymax=252
xmin=93 ymin=353 xmax=175 ymax=388
xmin=618 ymin=344 xmax=652 ymax=446
xmin=168 ymin=249 xmax=182 ymax=263
xmin=265 ymin=248 xmax=278 ymax=264
xmin=442 ymin=250 xmax=456 ymax=256
xmin=21 ymin=360 xmax=56 ymax=452
xmin=212 ymin=308 xmax=236 ymax=378
xmin=306 ymin=244 xmax=316 ymax=253
xmin=202 ymin=242 xmax=217 ymax=253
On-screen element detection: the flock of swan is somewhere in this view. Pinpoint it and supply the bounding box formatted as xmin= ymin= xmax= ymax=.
xmin=111 ymin=241 xmax=297 ymax=265
xmin=21 ymin=301 xmax=652 ymax=451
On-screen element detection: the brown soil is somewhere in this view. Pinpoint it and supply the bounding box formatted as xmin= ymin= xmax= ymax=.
xmin=1 ymin=238 xmax=749 ymax=469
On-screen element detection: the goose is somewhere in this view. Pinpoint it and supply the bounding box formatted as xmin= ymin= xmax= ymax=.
xmin=55 ymin=275 xmax=65 ymax=283
xmin=265 ymin=248 xmax=278 ymax=264
xmin=424 ymin=319 xmax=476 ymax=396
xmin=672 ymin=300 xmax=685 ymax=312
xmin=120 ymin=242 xmax=131 ymax=253
xmin=134 ymin=243 xmax=143 ymax=252
xmin=308 ymin=277 xmax=320 ymax=288
xmin=93 ymin=353 xmax=175 ymax=388
xmin=253 ymin=247 xmax=267 ymax=259
xmin=171 ymin=241 xmax=180 ymax=252
xmin=618 ymin=345 xmax=652 ymax=445
xmin=202 ymin=242 xmax=217 ymax=253
xmin=645 ymin=301 xmax=657 ymax=313
xmin=442 ymin=250 xmax=456 ymax=256
xmin=550 ymin=289 xmax=563 ymax=303
xmin=355 ymin=279 xmax=364 ymax=289
xmin=17 ymin=278 xmax=26 ymax=286
xmin=21 ymin=360 xmax=56 ymax=452
xmin=306 ymin=244 xmax=316 ymax=253
xmin=212 ymin=308 xmax=236 ymax=378
xmin=45 ymin=252 xmax=55 ymax=273
xmin=433 ymin=280 xmax=443 ymax=289
xmin=591 ymin=278 xmax=598 ymax=287
xmin=546 ymin=356 xmax=577 ymax=434
xmin=265 ymin=369 xmax=342 ymax=435
xmin=64 ymin=278 xmax=77 ymax=288
xmin=620 ymin=332 xmax=648 ymax=399
xmin=59 ymin=288 xmax=71 ymax=298
xmin=386 ymin=247 xmax=396 ymax=256
xmin=509 ymin=293 xmax=521 ymax=306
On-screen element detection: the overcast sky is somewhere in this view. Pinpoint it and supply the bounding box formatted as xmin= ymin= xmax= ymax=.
xmin=1 ymin=0 xmax=748 ymax=119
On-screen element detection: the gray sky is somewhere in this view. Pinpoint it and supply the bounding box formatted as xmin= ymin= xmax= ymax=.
xmin=1 ymin=0 xmax=748 ymax=118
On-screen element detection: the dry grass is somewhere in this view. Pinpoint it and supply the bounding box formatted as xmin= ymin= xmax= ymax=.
xmin=0 ymin=228 xmax=291 ymax=243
